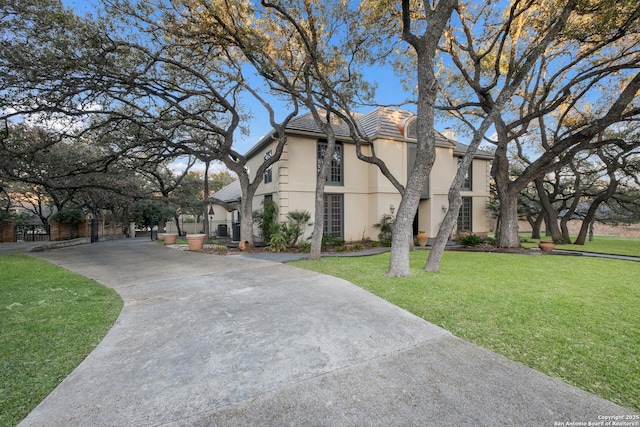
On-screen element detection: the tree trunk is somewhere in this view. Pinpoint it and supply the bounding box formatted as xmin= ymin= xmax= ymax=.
xmin=387 ymin=186 xmax=421 ymax=277
xmin=308 ymin=178 xmax=326 ymax=260
xmin=309 ymin=127 xmax=336 ymax=261
xmin=203 ymin=160 xmax=211 ymax=243
xmin=493 ymin=139 xmax=521 ymax=248
xmin=425 ymin=113 xmax=495 ymax=271
xmin=234 ymin=171 xmax=258 ymax=246
xmin=387 ymin=51 xmax=436 ymax=277
xmin=173 ymin=214 xmax=183 ymax=237
xmin=560 ymin=219 xmax=571 ymax=243
xmin=531 ymin=213 xmax=543 ymax=239
xmin=535 ymin=178 xmax=563 ymax=242
xmin=238 ymin=197 xmax=254 ymax=246
xmin=425 ymin=191 xmax=461 ymax=273
xmin=385 ymin=0 xmax=456 ymax=277
xmin=496 ymin=188 xmax=521 ymax=247
xmin=574 ymin=166 xmax=618 ymax=245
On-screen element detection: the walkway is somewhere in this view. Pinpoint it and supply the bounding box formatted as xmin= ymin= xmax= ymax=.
xmin=8 ymin=239 xmax=635 ymax=425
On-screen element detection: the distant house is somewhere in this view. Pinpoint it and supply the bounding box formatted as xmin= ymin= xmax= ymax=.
xmin=210 ymin=107 xmax=494 ymax=243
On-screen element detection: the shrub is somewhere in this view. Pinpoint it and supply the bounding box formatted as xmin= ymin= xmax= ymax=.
xmin=297 ymin=240 xmax=311 ymax=253
xmin=483 ymin=236 xmax=497 ymax=246
xmin=269 ymin=233 xmax=288 ymax=252
xmin=351 ymin=242 xmax=364 ymax=250
xmin=373 ymin=210 xmax=395 ymax=247
xmin=253 ymin=199 xmax=279 ymax=243
xmin=51 ymin=209 xmax=84 ymax=225
xmin=460 ymin=233 xmax=483 ymax=247
xmin=284 ymin=210 xmax=312 ymax=246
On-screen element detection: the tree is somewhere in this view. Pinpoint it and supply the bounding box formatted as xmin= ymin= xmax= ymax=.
xmin=182 ymin=0 xmax=379 ymax=259
xmin=516 ymin=125 xmax=640 ymax=244
xmin=373 ymin=0 xmax=458 ymax=276
xmin=1 ymin=0 xmax=302 ymax=246
xmin=208 ymin=170 xmax=235 ymax=194
xmin=437 ymin=0 xmax=640 ymax=249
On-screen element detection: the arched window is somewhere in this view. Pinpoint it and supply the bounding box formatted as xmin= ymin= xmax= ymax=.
xmin=405 ymin=117 xmax=417 ymax=139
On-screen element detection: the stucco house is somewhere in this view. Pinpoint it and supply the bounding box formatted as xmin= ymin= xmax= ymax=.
xmin=210 ymin=107 xmax=494 ymax=243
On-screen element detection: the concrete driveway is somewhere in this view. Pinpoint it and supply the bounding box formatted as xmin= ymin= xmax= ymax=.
xmin=16 ymin=238 xmax=634 ymax=426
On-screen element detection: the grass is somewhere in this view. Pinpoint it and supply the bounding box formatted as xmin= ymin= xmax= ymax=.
xmin=521 ymin=234 xmax=640 ymax=257
xmin=0 ymin=254 xmax=123 ymax=427
xmin=289 ymin=247 xmax=640 ymax=412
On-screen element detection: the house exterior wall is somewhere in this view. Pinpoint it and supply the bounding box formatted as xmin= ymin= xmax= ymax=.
xmin=248 ymin=133 xmax=493 ymax=243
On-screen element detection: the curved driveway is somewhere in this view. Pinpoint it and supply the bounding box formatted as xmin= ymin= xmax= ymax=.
xmin=17 ymin=238 xmax=634 ymax=426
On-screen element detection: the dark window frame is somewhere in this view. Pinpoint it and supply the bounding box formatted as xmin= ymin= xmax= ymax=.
xmin=317 ymin=141 xmax=344 ymax=186
xmin=457 ymin=196 xmax=472 ymax=232
xmin=458 ymin=157 xmax=473 ymax=191
xmin=323 ymin=193 xmax=344 ymax=239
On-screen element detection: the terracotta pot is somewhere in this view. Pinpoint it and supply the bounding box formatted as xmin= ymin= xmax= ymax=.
xmin=186 ymin=234 xmax=206 ymax=251
xmin=538 ymin=241 xmax=555 ymax=252
xmin=416 ymin=231 xmax=428 ymax=247
xmin=164 ymin=233 xmax=178 ymax=245
xmin=238 ymin=240 xmax=251 ymax=251
xmin=458 ymin=230 xmax=469 ymax=240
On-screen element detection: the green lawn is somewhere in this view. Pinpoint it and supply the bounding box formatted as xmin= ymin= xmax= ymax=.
xmin=521 ymin=234 xmax=640 ymax=257
xmin=290 ymin=249 xmax=640 ymax=412
xmin=0 ymin=254 xmax=123 ymax=427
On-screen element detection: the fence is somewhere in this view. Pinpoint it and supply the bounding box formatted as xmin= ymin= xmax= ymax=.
xmin=15 ymin=224 xmax=50 ymax=242
xmin=164 ymin=220 xmax=239 ymax=239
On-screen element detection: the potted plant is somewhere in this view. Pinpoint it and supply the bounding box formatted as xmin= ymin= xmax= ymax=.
xmin=416 ymin=231 xmax=428 ymax=246
xmin=164 ymin=233 xmax=178 ymax=245
xmin=538 ymin=240 xmax=555 ymax=252
xmin=186 ymin=234 xmax=206 ymax=251
xmin=458 ymin=229 xmax=469 ymax=240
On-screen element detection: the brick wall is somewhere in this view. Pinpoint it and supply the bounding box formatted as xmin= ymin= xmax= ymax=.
xmin=0 ymin=220 xmax=16 ymax=242
xmin=49 ymin=219 xmax=85 ymax=240
xmin=518 ymin=220 xmax=640 ymax=239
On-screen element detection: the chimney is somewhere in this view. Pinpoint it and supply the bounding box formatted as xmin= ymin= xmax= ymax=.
xmin=442 ymin=128 xmax=456 ymax=141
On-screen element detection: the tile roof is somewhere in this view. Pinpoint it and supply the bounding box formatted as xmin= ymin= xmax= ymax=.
xmin=208 ymin=180 xmax=241 ymax=203
xmin=245 ymin=107 xmax=494 ymax=159
xmin=285 ymin=107 xmax=413 ymax=140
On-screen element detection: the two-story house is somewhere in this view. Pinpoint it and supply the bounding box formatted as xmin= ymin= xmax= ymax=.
xmin=211 ymin=107 xmax=494 ymax=243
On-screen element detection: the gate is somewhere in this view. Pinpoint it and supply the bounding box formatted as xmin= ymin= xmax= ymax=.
xmin=15 ymin=224 xmax=50 ymax=242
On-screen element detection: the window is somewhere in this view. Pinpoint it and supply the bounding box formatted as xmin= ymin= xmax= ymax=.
xmin=406 ymin=117 xmax=417 ymax=139
xmin=264 ymin=150 xmax=273 ymax=184
xmin=323 ymin=194 xmax=343 ymax=239
xmin=317 ymin=141 xmax=343 ymax=185
xmin=458 ymin=158 xmax=472 ymax=191
xmin=457 ymin=197 xmax=472 ymax=232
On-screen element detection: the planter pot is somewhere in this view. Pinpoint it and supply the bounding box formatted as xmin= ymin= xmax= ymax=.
xmin=164 ymin=233 xmax=178 ymax=245
xmin=538 ymin=241 xmax=555 ymax=252
xmin=416 ymin=231 xmax=428 ymax=247
xmin=238 ymin=240 xmax=251 ymax=251
xmin=186 ymin=234 xmax=206 ymax=251
xmin=458 ymin=230 xmax=469 ymax=240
